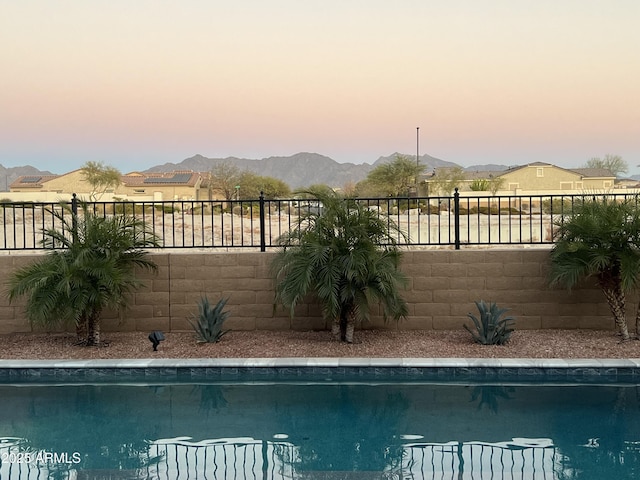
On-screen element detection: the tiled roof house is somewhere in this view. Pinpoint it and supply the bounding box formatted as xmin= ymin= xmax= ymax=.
xmin=10 ymin=170 xmax=203 ymax=201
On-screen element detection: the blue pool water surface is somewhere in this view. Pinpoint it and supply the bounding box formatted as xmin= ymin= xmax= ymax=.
xmin=1 ymin=379 xmax=640 ymax=479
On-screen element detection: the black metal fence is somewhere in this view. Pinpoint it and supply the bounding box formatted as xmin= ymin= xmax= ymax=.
xmin=0 ymin=191 xmax=637 ymax=251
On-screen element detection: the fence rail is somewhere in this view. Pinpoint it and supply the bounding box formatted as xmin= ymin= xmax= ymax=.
xmin=0 ymin=191 xmax=637 ymax=251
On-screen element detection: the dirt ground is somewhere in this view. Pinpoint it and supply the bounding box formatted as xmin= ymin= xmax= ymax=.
xmin=1 ymin=329 xmax=638 ymax=360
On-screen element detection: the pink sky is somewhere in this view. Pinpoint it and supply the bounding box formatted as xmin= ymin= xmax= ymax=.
xmin=1 ymin=1 xmax=639 ymax=174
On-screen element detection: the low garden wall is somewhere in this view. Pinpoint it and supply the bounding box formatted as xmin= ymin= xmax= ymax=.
xmin=0 ymin=249 xmax=619 ymax=335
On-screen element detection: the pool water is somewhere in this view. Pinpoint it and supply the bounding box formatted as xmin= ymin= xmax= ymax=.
xmin=1 ymin=381 xmax=639 ymax=479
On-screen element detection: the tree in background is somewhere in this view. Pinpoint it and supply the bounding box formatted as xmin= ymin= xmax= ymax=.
xmin=469 ymin=176 xmax=505 ymax=195
xmin=360 ymin=154 xmax=424 ymax=197
xmin=81 ymin=161 xmax=121 ymax=201
xmin=209 ymin=163 xmax=291 ymax=200
xmin=300 ymin=184 xmax=335 ymax=197
xmin=430 ymin=166 xmax=466 ymax=196
xmin=209 ymin=162 xmax=242 ymax=200
xmin=488 ymin=176 xmax=505 ymax=195
xmin=353 ymin=178 xmax=380 ymax=198
xmin=341 ymin=180 xmax=357 ymax=197
xmin=237 ymin=171 xmax=291 ymax=199
xmin=584 ymin=154 xmax=628 ymax=177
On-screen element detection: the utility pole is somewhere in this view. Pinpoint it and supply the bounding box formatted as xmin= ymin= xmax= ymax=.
xmin=416 ymin=127 xmax=420 ymax=192
xmin=416 ymin=126 xmax=420 ymax=170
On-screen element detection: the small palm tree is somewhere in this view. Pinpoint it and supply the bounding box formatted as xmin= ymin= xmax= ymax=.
xmin=549 ymin=196 xmax=640 ymax=340
xmin=271 ymin=191 xmax=408 ymax=343
xmin=7 ymin=201 xmax=159 ymax=346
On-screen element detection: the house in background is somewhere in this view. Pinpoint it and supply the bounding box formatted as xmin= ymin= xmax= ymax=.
xmin=497 ymin=162 xmax=615 ymax=194
xmin=427 ymin=162 xmax=617 ymax=196
xmin=7 ymin=174 xmax=62 ymax=197
xmin=8 ymin=162 xmax=623 ymax=201
xmin=120 ymin=171 xmax=202 ymax=200
xmin=9 ymin=170 xmax=202 ymax=202
xmin=615 ymin=177 xmax=640 ymax=189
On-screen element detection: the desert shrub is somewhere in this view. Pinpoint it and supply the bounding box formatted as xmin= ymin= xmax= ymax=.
xmin=500 ymin=207 xmax=522 ymax=214
xmin=466 ymin=205 xmax=521 ymax=215
xmin=469 ymin=206 xmax=497 ymax=215
xmin=188 ymin=297 xmax=230 ymax=343
xmin=232 ymin=205 xmax=249 ymax=216
xmin=113 ymin=203 xmax=154 ymax=215
xmin=420 ymin=204 xmax=441 ymax=215
xmin=542 ymin=198 xmax=575 ymax=215
xmin=464 ymin=300 xmax=515 ymax=345
xmin=470 ymin=179 xmax=491 ymax=191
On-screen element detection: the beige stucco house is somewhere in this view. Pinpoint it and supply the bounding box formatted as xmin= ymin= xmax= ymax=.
xmin=119 ymin=171 xmax=203 ymax=200
xmin=497 ymin=162 xmax=615 ymax=194
xmin=11 ymin=170 xmax=93 ymax=198
xmin=427 ymin=162 xmax=616 ymax=196
xmin=10 ymin=170 xmax=203 ymax=202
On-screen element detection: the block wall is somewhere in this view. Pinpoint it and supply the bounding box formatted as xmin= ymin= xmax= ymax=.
xmin=0 ymin=249 xmax=619 ymax=335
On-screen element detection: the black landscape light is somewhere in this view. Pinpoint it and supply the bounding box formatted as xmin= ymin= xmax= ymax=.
xmin=148 ymin=331 xmax=165 ymax=351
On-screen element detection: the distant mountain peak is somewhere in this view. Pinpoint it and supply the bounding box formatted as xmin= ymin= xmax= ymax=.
xmin=145 ymin=152 xmax=379 ymax=189
xmin=0 ymin=164 xmax=53 ymax=192
xmin=373 ymin=152 xmax=457 ymax=169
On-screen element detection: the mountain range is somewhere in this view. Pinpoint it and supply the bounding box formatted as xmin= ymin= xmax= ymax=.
xmin=146 ymin=152 xmax=465 ymax=189
xmin=0 ymin=152 xmax=512 ymax=192
xmin=0 ymin=164 xmax=53 ymax=194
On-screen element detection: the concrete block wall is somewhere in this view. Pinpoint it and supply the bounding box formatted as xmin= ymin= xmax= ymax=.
xmin=0 ymin=249 xmax=619 ymax=335
xmin=397 ymin=249 xmax=617 ymax=332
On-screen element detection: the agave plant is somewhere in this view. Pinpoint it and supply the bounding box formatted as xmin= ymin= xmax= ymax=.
xmin=464 ymin=300 xmax=515 ymax=345
xmin=188 ymin=296 xmax=230 ymax=343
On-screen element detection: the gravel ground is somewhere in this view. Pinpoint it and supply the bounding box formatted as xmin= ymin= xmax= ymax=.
xmin=1 ymin=329 xmax=639 ymax=360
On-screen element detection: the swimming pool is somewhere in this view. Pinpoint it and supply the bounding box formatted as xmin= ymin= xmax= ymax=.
xmin=1 ymin=359 xmax=639 ymax=479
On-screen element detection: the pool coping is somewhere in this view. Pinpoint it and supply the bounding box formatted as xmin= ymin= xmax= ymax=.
xmin=1 ymin=357 xmax=640 ymax=368
xmin=1 ymin=357 xmax=640 ymax=384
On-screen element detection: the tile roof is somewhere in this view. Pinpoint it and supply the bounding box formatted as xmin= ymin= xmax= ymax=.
xmin=11 ymin=171 xmax=202 ymax=190
xmin=569 ymin=168 xmax=615 ymax=178
xmin=121 ymin=171 xmax=200 ymax=187
xmin=10 ymin=175 xmax=60 ymax=188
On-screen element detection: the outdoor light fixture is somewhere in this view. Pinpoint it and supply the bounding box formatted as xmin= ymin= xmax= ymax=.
xmin=148 ymin=331 xmax=165 ymax=351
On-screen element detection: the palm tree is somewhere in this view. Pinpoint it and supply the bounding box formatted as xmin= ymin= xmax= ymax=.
xmin=271 ymin=191 xmax=408 ymax=343
xmin=549 ymin=196 xmax=640 ymax=340
xmin=7 ymin=201 xmax=159 ymax=346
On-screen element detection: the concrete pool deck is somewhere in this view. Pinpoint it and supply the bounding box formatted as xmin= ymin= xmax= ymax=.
xmin=2 ymin=358 xmax=640 ymax=383
xmin=1 ymin=357 xmax=640 ymax=368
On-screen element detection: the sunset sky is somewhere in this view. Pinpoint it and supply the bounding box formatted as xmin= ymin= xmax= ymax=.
xmin=1 ymin=1 xmax=638 ymax=175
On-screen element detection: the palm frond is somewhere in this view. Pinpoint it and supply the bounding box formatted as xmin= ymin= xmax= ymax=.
xmin=550 ymin=196 xmax=640 ymax=292
xmin=271 ymin=190 xmax=408 ymax=328
xmin=6 ymin=200 xmax=159 ymax=339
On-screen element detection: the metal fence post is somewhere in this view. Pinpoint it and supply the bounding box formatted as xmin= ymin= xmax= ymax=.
xmin=71 ymin=193 xmax=78 ymax=245
xmin=454 ymin=188 xmax=460 ymax=249
xmin=259 ymin=191 xmax=266 ymax=252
